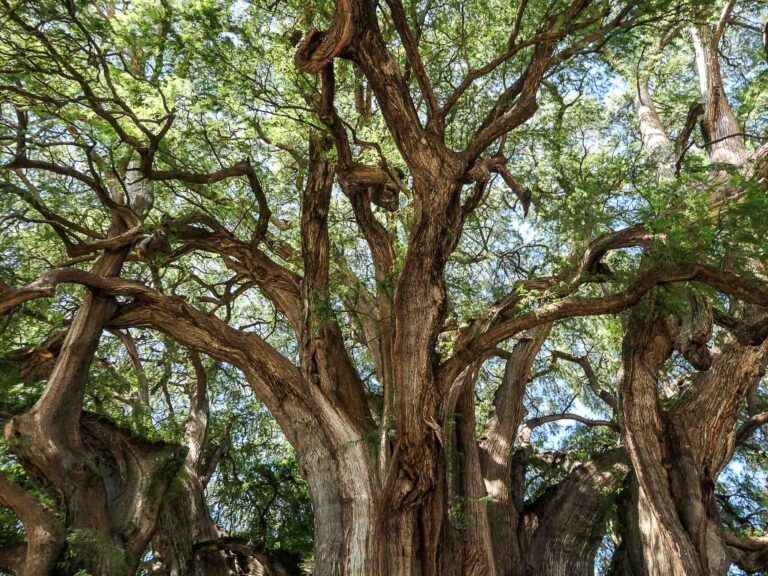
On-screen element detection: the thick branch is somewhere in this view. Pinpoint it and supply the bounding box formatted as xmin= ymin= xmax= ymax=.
xmin=0 ymin=472 xmax=64 ymax=576
xmin=442 ymin=263 xmax=768 ymax=385
xmin=519 ymin=413 xmax=618 ymax=447
xmin=735 ymin=412 xmax=768 ymax=446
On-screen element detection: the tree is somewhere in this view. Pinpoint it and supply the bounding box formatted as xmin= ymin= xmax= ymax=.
xmin=0 ymin=0 xmax=767 ymax=575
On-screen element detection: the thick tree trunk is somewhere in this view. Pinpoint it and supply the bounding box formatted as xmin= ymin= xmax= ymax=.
xmin=617 ymin=306 xmax=707 ymax=575
xmin=4 ymin=246 xmax=135 ymax=575
xmin=1 ymin=175 xmax=187 ymax=574
xmin=523 ymin=449 xmax=630 ymax=576
xmin=618 ymin=16 xmax=767 ymax=575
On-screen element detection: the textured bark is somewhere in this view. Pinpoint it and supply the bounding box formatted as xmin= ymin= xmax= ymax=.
xmin=478 ymin=326 xmax=551 ymax=575
xmin=376 ymin=178 xmax=463 ymax=576
xmin=616 ymin=301 xmax=768 ymax=575
xmin=299 ymin=134 xmax=379 ymax=576
xmin=0 ymin=471 xmax=64 ymax=576
xmin=616 ymin=14 xmax=768 ymax=574
xmin=523 ymin=449 xmax=630 ymax=576
xmin=690 ymin=25 xmax=749 ymax=166
xmin=440 ymin=364 xmax=496 ymax=576
xmin=635 ymin=79 xmax=675 ymax=178
xmin=4 ymin=245 xmax=135 ymax=575
xmin=194 ymin=537 xmax=303 ymax=576
xmin=155 ymin=353 xmax=230 ymax=576
xmin=617 ymin=306 xmax=706 ymax=575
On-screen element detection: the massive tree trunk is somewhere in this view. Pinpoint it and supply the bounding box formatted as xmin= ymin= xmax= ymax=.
xmin=523 ymin=449 xmax=630 ymax=576
xmin=6 ymin=1 xmax=768 ymax=575
xmin=616 ymin=300 xmax=768 ymax=576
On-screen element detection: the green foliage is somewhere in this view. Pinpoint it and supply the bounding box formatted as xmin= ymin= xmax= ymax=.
xmin=0 ymin=0 xmax=767 ymax=571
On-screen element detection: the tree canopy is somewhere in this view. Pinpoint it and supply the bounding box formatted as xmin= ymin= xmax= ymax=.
xmin=0 ymin=0 xmax=767 ymax=575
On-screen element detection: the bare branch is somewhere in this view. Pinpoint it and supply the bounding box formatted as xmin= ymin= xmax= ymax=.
xmin=519 ymin=413 xmax=618 ymax=447
xmin=713 ymin=0 xmax=738 ymax=47
xmin=551 ymin=350 xmax=617 ymax=410
xmin=735 ymin=412 xmax=768 ymax=446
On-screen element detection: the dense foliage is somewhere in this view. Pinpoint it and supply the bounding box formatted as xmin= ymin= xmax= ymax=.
xmin=0 ymin=0 xmax=766 ymax=575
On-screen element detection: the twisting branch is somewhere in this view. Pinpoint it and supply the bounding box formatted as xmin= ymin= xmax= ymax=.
xmin=440 ymin=262 xmax=768 ymax=386
xmin=318 ymin=63 xmax=396 ymax=281
xmin=294 ymin=0 xmax=354 ymax=73
xmin=551 ymin=350 xmax=618 ymax=410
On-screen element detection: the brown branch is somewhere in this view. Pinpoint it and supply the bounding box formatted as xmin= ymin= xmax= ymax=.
xmin=735 ymin=412 xmax=768 ymax=446
xmin=300 ymin=133 xmax=373 ymax=426
xmin=551 ymin=350 xmax=618 ymax=410
xmin=294 ymin=0 xmax=354 ymax=73
xmin=316 ymin=1 xmax=447 ymax=174
xmin=0 ymin=269 xmax=306 ymax=411
xmin=195 ymin=537 xmax=301 ymax=576
xmin=724 ymin=531 xmax=768 ymax=573
xmin=519 ymin=413 xmax=618 ymax=446
xmin=319 ymin=64 xmax=396 ymax=281
xmin=487 ymin=157 xmax=532 ymax=215
xmin=713 ymin=307 xmax=768 ymax=346
xmin=465 ymin=38 xmax=556 ymax=160
xmin=674 ymin=102 xmax=705 ymax=173
xmin=441 ymin=263 xmax=768 ymax=385
xmin=383 ymin=0 xmax=437 ymax=117
xmin=168 ymin=214 xmax=302 ymax=328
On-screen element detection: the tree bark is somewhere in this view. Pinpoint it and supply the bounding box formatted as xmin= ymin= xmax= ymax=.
xmin=523 ymin=449 xmax=630 ymax=576
xmin=478 ymin=325 xmax=551 ymax=575
xmin=154 ymin=353 xmax=231 ymax=576
xmin=0 ymin=471 xmax=64 ymax=576
xmin=690 ymin=25 xmax=749 ymax=166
